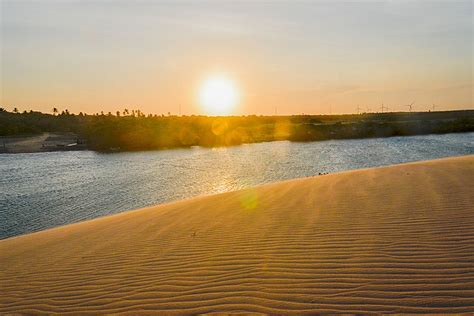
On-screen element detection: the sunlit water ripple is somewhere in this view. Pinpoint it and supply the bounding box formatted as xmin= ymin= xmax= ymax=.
xmin=1 ymin=132 xmax=473 ymax=239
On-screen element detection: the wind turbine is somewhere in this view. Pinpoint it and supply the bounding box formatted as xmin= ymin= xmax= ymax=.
xmin=404 ymin=101 xmax=415 ymax=112
xmin=380 ymin=103 xmax=389 ymax=113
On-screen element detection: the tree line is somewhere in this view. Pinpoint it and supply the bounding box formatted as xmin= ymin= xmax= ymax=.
xmin=1 ymin=107 xmax=473 ymax=151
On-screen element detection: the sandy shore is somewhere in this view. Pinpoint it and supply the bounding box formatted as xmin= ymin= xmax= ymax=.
xmin=0 ymin=133 xmax=86 ymax=153
xmin=1 ymin=155 xmax=473 ymax=314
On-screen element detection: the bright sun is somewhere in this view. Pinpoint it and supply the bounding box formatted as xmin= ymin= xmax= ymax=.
xmin=199 ymin=75 xmax=239 ymax=115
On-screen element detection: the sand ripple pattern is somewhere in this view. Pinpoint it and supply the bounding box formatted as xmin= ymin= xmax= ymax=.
xmin=1 ymin=155 xmax=474 ymax=314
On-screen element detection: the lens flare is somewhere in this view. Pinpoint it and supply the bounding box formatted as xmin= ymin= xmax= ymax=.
xmin=240 ymin=188 xmax=259 ymax=210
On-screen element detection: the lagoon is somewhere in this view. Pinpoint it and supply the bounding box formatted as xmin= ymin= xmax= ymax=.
xmin=1 ymin=132 xmax=473 ymax=239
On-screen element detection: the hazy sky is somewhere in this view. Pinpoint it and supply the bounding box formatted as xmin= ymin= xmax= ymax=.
xmin=1 ymin=0 xmax=472 ymax=115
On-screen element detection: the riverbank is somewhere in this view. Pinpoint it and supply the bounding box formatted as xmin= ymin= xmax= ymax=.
xmin=1 ymin=155 xmax=473 ymax=314
xmin=0 ymin=132 xmax=87 ymax=153
xmin=1 ymin=110 xmax=473 ymax=153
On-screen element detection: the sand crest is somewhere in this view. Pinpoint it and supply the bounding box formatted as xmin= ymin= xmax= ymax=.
xmin=1 ymin=155 xmax=473 ymax=314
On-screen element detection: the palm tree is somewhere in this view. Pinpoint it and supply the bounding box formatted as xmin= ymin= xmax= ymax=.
xmin=53 ymin=108 xmax=58 ymax=116
xmin=116 ymin=111 xmax=121 ymax=117
xmin=123 ymin=108 xmax=129 ymax=116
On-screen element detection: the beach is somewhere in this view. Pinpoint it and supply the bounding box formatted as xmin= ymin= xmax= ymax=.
xmin=0 ymin=133 xmax=86 ymax=153
xmin=1 ymin=155 xmax=473 ymax=314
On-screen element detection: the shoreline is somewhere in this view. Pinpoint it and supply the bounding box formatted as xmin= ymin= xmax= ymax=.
xmin=1 ymin=109 xmax=473 ymax=153
xmin=0 ymin=132 xmax=87 ymax=154
xmin=0 ymin=130 xmax=472 ymax=154
xmin=1 ymin=155 xmax=473 ymax=314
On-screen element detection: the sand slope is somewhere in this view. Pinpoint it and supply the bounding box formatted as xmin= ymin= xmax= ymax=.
xmin=1 ymin=155 xmax=474 ymax=315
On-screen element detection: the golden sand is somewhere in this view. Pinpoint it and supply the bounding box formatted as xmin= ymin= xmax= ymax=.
xmin=1 ymin=155 xmax=473 ymax=314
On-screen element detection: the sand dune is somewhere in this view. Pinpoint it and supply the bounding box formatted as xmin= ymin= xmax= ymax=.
xmin=1 ymin=155 xmax=474 ymax=314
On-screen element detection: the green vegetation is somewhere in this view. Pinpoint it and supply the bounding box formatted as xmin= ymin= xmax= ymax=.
xmin=0 ymin=107 xmax=473 ymax=151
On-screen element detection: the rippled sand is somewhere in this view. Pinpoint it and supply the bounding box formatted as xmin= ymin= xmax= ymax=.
xmin=1 ymin=155 xmax=473 ymax=314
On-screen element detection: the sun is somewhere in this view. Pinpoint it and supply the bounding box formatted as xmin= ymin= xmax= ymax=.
xmin=199 ymin=75 xmax=239 ymax=115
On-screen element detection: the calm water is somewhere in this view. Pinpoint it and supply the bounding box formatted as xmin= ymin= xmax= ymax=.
xmin=1 ymin=133 xmax=473 ymax=239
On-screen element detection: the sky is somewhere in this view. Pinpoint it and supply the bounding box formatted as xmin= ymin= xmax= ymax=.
xmin=0 ymin=0 xmax=472 ymax=115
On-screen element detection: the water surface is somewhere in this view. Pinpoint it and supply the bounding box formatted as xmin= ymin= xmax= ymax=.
xmin=1 ymin=133 xmax=473 ymax=239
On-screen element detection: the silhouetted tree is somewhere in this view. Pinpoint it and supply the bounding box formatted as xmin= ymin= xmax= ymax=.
xmin=53 ymin=108 xmax=58 ymax=116
xmin=0 ymin=109 xmax=473 ymax=150
xmin=13 ymin=108 xmax=18 ymax=113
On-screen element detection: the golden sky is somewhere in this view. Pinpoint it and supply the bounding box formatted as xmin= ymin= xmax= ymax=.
xmin=1 ymin=1 xmax=472 ymax=115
